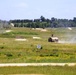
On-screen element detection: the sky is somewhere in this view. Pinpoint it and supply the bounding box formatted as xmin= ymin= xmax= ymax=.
xmin=0 ymin=0 xmax=76 ymax=20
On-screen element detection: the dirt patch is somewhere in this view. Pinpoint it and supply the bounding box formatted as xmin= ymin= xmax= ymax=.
xmin=67 ymin=27 xmax=72 ymax=30
xmin=15 ymin=39 xmax=28 ymax=41
xmin=5 ymin=30 xmax=12 ymax=33
xmin=33 ymin=37 xmax=41 ymax=39
xmin=41 ymin=29 xmax=47 ymax=32
xmin=32 ymin=28 xmax=47 ymax=32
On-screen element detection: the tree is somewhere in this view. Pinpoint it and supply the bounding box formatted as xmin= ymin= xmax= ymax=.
xmin=73 ymin=17 xmax=76 ymax=23
xmin=40 ymin=16 xmax=45 ymax=22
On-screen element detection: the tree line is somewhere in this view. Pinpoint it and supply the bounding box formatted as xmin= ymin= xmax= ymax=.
xmin=9 ymin=16 xmax=76 ymax=28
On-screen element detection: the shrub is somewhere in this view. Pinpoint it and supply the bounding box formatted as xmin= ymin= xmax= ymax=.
xmin=5 ymin=53 xmax=13 ymax=57
xmin=0 ymin=46 xmax=4 ymax=49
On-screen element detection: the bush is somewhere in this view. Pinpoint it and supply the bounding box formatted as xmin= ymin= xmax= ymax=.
xmin=5 ymin=53 xmax=13 ymax=57
xmin=0 ymin=46 xmax=4 ymax=49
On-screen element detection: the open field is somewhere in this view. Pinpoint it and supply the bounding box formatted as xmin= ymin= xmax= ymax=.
xmin=0 ymin=66 xmax=76 ymax=75
xmin=0 ymin=27 xmax=76 ymax=63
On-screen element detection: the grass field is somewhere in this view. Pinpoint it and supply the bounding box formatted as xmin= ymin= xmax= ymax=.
xmin=0 ymin=66 xmax=76 ymax=75
xmin=0 ymin=27 xmax=76 ymax=63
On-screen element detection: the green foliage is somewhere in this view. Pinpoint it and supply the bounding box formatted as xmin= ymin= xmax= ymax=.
xmin=5 ymin=53 xmax=13 ymax=57
xmin=10 ymin=16 xmax=76 ymax=28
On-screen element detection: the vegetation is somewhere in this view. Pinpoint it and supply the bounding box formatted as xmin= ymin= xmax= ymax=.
xmin=0 ymin=27 xmax=76 ymax=63
xmin=0 ymin=66 xmax=76 ymax=75
xmin=10 ymin=16 xmax=76 ymax=28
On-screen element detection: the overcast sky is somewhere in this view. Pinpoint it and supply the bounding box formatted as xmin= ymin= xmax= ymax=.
xmin=0 ymin=0 xmax=76 ymax=20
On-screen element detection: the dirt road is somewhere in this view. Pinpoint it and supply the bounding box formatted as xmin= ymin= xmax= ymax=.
xmin=0 ymin=63 xmax=76 ymax=67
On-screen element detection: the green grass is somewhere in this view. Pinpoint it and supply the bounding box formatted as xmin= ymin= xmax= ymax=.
xmin=0 ymin=66 xmax=76 ymax=75
xmin=0 ymin=27 xmax=76 ymax=63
